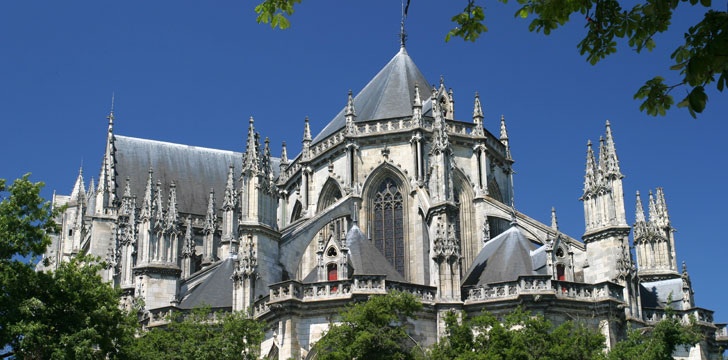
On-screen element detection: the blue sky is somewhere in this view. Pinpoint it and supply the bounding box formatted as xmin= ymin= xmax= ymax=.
xmin=1 ymin=1 xmax=726 ymax=322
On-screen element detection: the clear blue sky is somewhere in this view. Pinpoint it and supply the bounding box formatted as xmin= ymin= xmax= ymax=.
xmin=1 ymin=1 xmax=726 ymax=322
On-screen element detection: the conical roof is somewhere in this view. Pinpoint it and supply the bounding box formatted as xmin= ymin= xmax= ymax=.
xmin=462 ymin=226 xmax=543 ymax=286
xmin=313 ymin=47 xmax=432 ymax=143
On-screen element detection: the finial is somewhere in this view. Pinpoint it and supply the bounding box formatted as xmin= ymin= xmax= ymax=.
xmin=303 ymin=116 xmax=312 ymax=142
xmin=106 ymin=92 xmax=115 ymax=130
xmin=440 ymin=75 xmax=444 ymax=87
xmin=682 ymin=261 xmax=687 ymax=274
xmin=413 ymin=85 xmax=422 ymax=107
xmin=352 ymin=201 xmax=359 ymax=225
xmin=499 ymin=115 xmax=508 ymax=140
xmin=345 ymin=90 xmax=356 ymax=117
xmin=635 ymin=191 xmax=646 ymax=223
xmin=400 ymin=0 xmax=408 ymax=48
xmin=551 ymin=207 xmax=558 ymax=231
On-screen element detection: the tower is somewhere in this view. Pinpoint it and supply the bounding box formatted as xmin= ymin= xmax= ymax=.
xmin=633 ymin=188 xmax=679 ymax=281
xmin=580 ymin=122 xmax=638 ymax=317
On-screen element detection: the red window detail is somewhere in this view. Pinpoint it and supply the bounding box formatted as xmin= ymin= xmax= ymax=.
xmin=327 ymin=264 xmax=338 ymax=281
xmin=557 ymin=264 xmax=566 ymax=281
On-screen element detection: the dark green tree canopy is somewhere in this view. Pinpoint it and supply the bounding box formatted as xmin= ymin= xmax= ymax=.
xmin=254 ymin=0 xmax=726 ymax=118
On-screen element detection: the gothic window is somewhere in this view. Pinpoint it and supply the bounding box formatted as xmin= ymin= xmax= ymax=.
xmin=556 ymin=264 xmax=566 ymax=281
xmin=372 ymin=178 xmax=405 ymax=275
xmin=327 ymin=263 xmax=338 ymax=281
xmin=327 ymin=247 xmax=337 ymax=257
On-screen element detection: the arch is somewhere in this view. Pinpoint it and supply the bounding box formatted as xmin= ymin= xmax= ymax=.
xmin=365 ymin=170 xmax=407 ymax=276
xmin=291 ymin=201 xmax=303 ymax=222
xmin=453 ymin=169 xmax=477 ymax=271
xmin=317 ymin=178 xmax=343 ymax=212
xmin=488 ymin=178 xmax=503 ymax=203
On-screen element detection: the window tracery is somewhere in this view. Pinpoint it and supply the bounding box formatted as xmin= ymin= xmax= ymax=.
xmin=372 ymin=178 xmax=405 ymax=275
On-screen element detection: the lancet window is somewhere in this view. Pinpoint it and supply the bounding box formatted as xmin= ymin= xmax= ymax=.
xmin=372 ymin=178 xmax=405 ymax=275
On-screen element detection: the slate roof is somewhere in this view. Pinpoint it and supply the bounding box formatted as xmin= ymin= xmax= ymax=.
xmin=462 ymin=226 xmax=544 ymax=286
xmin=114 ymin=135 xmax=279 ymax=216
xmin=302 ymin=223 xmax=405 ymax=283
xmin=312 ymin=47 xmax=433 ymax=143
xmin=640 ymin=278 xmax=686 ymax=310
xmin=178 ymin=258 xmax=234 ymax=309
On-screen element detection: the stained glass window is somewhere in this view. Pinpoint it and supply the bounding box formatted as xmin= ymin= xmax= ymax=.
xmin=373 ymin=178 xmax=405 ymax=275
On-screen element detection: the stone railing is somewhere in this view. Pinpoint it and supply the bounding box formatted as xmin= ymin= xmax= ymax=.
xmin=464 ymin=275 xmax=624 ymax=304
xmin=144 ymin=306 xmax=177 ymax=327
xmin=551 ymin=280 xmax=624 ymax=302
xmin=252 ymin=295 xmax=271 ymax=318
xmin=642 ymin=307 xmax=715 ymax=325
xmin=715 ymin=324 xmax=727 ymax=340
xmin=266 ymin=275 xmax=437 ymax=305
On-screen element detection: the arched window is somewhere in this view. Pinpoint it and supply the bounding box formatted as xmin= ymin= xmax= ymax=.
xmin=327 ymin=263 xmax=338 ymax=281
xmin=372 ymin=178 xmax=405 ymax=275
xmin=556 ymin=264 xmax=566 ymax=281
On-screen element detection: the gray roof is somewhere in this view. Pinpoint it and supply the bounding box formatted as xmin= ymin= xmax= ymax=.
xmin=312 ymin=47 xmax=433 ymax=143
xmin=179 ymin=258 xmax=234 ymax=309
xmin=302 ymin=223 xmax=405 ymax=282
xmin=346 ymin=224 xmax=405 ymax=281
xmin=640 ymin=278 xmax=686 ymax=310
xmin=462 ymin=226 xmax=543 ymax=286
xmin=114 ymin=135 xmax=279 ymax=215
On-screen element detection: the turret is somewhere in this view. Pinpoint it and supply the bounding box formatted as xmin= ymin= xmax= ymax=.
xmin=635 ymin=188 xmax=679 ymax=281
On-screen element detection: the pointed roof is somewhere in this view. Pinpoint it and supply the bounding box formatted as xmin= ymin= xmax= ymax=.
xmin=70 ymin=167 xmax=86 ymax=202
xmin=462 ymin=226 xmax=543 ymax=286
xmin=346 ymin=224 xmax=405 ymax=281
xmin=179 ymin=258 xmax=234 ymax=309
xmin=313 ymin=48 xmax=432 ymax=143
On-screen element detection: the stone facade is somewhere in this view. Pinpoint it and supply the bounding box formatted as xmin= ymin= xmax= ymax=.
xmin=39 ymin=45 xmax=727 ymax=359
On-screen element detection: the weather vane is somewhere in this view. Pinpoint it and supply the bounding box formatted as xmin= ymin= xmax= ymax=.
xmin=400 ymin=0 xmax=409 ymax=47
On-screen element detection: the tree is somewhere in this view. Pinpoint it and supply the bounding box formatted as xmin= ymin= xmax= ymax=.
xmin=254 ymin=0 xmax=726 ymax=118
xmin=428 ymin=309 xmax=605 ymax=360
xmin=313 ymin=291 xmax=423 ymax=360
xmin=129 ymin=307 xmax=264 ymax=360
xmin=0 ymin=175 xmax=137 ymax=359
xmin=606 ymin=310 xmax=702 ymax=360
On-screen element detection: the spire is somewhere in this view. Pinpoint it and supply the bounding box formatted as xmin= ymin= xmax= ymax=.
xmin=152 ymin=181 xmax=164 ymax=223
xmin=166 ymin=182 xmax=178 ymax=228
xmin=345 ymin=90 xmax=357 ymax=135
xmin=303 ymin=116 xmax=312 ymax=142
xmin=243 ymin=116 xmax=260 ymax=172
xmin=499 ymin=115 xmax=511 ymax=159
xmin=106 ymin=92 xmax=114 ymax=134
xmin=87 ymin=177 xmax=96 ymax=197
xmin=204 ymin=189 xmax=216 ymax=233
xmin=141 ymin=168 xmax=154 ymax=219
xmin=302 ymin=116 xmax=312 ymax=161
xmin=656 ymin=187 xmax=669 ymax=223
xmin=70 ymin=167 xmax=86 ymax=202
xmin=280 ymin=141 xmax=288 ymax=169
xmin=400 ymin=0 xmax=407 ymax=48
xmin=598 ymin=135 xmax=608 ymax=176
xmin=647 ymin=190 xmax=659 ymax=222
xmin=635 ymin=191 xmax=646 ymax=223
xmin=551 ymin=207 xmax=559 ymax=231
xmin=345 ymin=90 xmax=356 ymax=118
xmin=583 ymin=140 xmax=597 ymax=193
xmin=604 ymin=120 xmax=622 ymax=175
xmin=472 ymin=92 xmax=484 ymax=136
xmin=223 ymin=165 xmax=237 ymax=210
xmin=182 ymin=216 xmax=194 ymax=258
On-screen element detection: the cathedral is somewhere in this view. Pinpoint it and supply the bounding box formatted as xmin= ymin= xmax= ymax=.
xmin=39 ymin=43 xmax=727 ymax=359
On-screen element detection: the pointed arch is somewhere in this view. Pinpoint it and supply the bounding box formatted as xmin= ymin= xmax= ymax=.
xmin=362 ymin=163 xmax=410 ymax=277
xmin=487 ymin=178 xmax=503 ymax=203
xmin=453 ymin=168 xmax=477 ymax=271
xmin=291 ymin=200 xmax=303 ymax=222
xmin=317 ymin=178 xmax=343 ymax=212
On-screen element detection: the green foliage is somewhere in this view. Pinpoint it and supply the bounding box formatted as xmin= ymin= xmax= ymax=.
xmin=0 ymin=174 xmax=59 ymax=261
xmin=606 ymin=311 xmax=702 ymax=360
xmin=6 ymin=256 xmax=139 ymax=359
xmin=129 ymin=307 xmax=264 ymax=360
xmin=253 ymin=1 xmax=726 ymax=117
xmin=428 ymin=309 xmax=605 ymax=360
xmin=1 ymin=174 xmax=138 ymax=359
xmin=314 ymin=291 xmax=423 ymax=360
xmin=255 ymin=0 xmax=301 ymax=30
xmin=446 ymin=1 xmax=488 ymax=42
